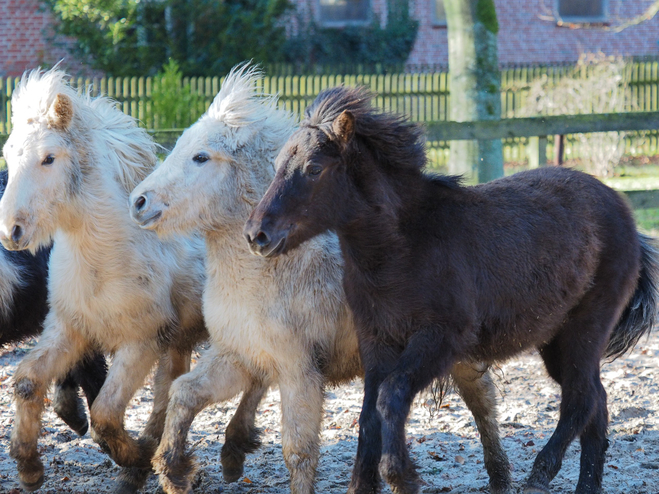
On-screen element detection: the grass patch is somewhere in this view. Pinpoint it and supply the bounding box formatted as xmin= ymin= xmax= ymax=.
xmin=634 ymin=208 xmax=659 ymax=236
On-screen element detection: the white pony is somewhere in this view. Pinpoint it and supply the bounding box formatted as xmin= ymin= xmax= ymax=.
xmin=0 ymin=69 xmax=264 ymax=494
xmin=129 ymin=65 xmax=511 ymax=494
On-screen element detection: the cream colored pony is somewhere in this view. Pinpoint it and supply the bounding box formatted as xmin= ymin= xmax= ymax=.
xmin=0 ymin=69 xmax=264 ymax=494
xmin=129 ymin=65 xmax=511 ymax=494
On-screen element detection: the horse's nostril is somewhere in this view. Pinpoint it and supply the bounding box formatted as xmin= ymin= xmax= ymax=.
xmin=255 ymin=231 xmax=271 ymax=248
xmin=11 ymin=224 xmax=22 ymax=243
xmin=135 ymin=195 xmax=147 ymax=212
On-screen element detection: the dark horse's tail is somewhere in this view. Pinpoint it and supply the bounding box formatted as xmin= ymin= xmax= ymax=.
xmin=605 ymin=234 xmax=659 ymax=360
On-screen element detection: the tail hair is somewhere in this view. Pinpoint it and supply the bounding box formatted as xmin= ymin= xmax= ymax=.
xmin=605 ymin=233 xmax=659 ymax=360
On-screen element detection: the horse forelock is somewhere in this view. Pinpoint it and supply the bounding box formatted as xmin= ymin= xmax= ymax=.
xmin=11 ymin=68 xmax=156 ymax=194
xmin=303 ymin=85 xmax=427 ymax=173
xmin=198 ymin=63 xmax=296 ymax=157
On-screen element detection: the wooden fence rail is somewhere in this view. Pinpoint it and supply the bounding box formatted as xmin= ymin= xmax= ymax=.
xmin=1 ymin=111 xmax=658 ymax=207
xmin=2 ymin=61 xmax=659 ymax=166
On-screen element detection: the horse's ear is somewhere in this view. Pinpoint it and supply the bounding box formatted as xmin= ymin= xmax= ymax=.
xmin=332 ymin=110 xmax=355 ymax=144
xmin=47 ymin=93 xmax=74 ymax=131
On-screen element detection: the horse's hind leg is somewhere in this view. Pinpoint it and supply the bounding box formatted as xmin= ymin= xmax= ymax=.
xmin=576 ymin=384 xmax=608 ymax=494
xmin=525 ymin=315 xmax=616 ymax=494
xmin=451 ymin=362 xmax=512 ymax=494
xmin=113 ymin=348 xmax=192 ymax=494
xmin=53 ymin=372 xmax=88 ymax=436
xmin=153 ymin=352 xmax=250 ymax=494
xmin=221 ymin=378 xmax=269 ymax=482
xmin=53 ymin=351 xmax=108 ymax=437
xmin=10 ymin=316 xmax=88 ymax=491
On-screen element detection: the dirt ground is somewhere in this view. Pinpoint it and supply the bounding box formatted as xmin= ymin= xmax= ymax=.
xmin=0 ymin=331 xmax=658 ymax=494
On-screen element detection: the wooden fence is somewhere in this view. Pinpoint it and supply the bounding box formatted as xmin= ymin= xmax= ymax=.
xmin=1 ymin=60 xmax=659 ymax=166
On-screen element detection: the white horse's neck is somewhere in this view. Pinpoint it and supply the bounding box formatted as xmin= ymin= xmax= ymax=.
xmin=56 ymin=162 xmax=144 ymax=270
xmin=204 ymin=210 xmax=260 ymax=275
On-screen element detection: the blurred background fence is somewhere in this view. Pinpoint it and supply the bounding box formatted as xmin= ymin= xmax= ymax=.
xmin=1 ymin=58 xmax=658 ymax=170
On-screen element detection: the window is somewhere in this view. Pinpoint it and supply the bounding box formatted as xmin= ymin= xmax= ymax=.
xmin=433 ymin=0 xmax=446 ymax=26
xmin=318 ymin=0 xmax=370 ymax=26
xmin=557 ymin=0 xmax=607 ymax=22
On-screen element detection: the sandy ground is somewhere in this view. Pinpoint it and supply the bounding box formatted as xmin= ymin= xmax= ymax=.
xmin=0 ymin=332 xmax=658 ymax=494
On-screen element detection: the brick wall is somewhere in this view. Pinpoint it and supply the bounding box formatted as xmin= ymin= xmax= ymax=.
xmin=0 ymin=0 xmax=86 ymax=77
xmin=3 ymin=0 xmax=658 ymax=77
xmin=409 ymin=0 xmax=659 ymax=66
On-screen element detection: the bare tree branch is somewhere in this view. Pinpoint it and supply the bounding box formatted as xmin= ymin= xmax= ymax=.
xmin=611 ymin=0 xmax=659 ymax=32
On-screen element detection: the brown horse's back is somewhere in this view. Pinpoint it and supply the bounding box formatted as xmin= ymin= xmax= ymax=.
xmin=427 ymin=167 xmax=641 ymax=362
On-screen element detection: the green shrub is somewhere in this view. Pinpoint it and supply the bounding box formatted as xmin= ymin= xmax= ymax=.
xmin=148 ymin=60 xmax=202 ymax=129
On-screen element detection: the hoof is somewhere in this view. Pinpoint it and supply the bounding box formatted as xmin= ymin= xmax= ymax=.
xmin=221 ymin=463 xmax=243 ymax=483
xmin=489 ymin=477 xmax=513 ymax=494
xmin=113 ymin=480 xmax=139 ymax=494
xmin=152 ymin=451 xmax=197 ymax=494
xmin=379 ymin=454 xmax=419 ymax=494
xmin=523 ymin=486 xmax=550 ymax=494
xmin=19 ymin=472 xmax=44 ymax=492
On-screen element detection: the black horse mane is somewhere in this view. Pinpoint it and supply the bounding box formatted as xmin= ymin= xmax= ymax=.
xmin=303 ymin=86 xmax=429 ymax=176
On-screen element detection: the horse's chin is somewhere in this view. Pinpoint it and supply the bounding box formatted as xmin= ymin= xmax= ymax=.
xmin=134 ymin=210 xmax=163 ymax=230
xmin=250 ymin=235 xmax=288 ymax=258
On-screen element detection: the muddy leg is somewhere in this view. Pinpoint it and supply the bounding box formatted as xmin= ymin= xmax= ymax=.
xmin=377 ymin=329 xmax=455 ymax=494
xmin=153 ymin=352 xmax=249 ymax=494
xmin=576 ymin=382 xmax=608 ymax=494
xmin=451 ymin=362 xmax=512 ymax=494
xmin=525 ymin=338 xmax=610 ymax=493
xmin=221 ymin=378 xmax=269 ymax=483
xmin=90 ymin=342 xmax=159 ymax=469
xmin=10 ymin=315 xmax=88 ymax=492
xmin=114 ymin=348 xmax=192 ymax=494
xmin=279 ymin=367 xmax=325 ymax=494
xmin=348 ymin=342 xmax=397 ymax=494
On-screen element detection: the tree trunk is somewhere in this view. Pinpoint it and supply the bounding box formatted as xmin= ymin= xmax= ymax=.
xmin=445 ymin=0 xmax=503 ymax=183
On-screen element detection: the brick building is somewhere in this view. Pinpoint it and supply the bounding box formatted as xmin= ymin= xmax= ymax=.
xmin=295 ymin=0 xmax=659 ymax=66
xmin=2 ymin=0 xmax=658 ymax=76
xmin=0 ymin=0 xmax=73 ymax=77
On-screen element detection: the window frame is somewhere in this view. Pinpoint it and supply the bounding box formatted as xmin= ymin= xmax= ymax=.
xmin=432 ymin=0 xmax=447 ymax=27
xmin=316 ymin=0 xmax=372 ymax=27
xmin=555 ymin=0 xmax=608 ymax=24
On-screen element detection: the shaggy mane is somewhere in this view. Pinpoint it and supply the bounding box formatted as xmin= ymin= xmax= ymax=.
xmin=201 ymin=63 xmax=295 ymax=153
xmin=12 ymin=68 xmax=156 ymax=194
xmin=303 ymin=86 xmax=427 ymax=174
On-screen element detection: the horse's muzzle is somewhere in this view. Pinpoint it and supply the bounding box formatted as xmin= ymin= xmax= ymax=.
xmin=0 ymin=223 xmax=27 ymax=251
xmin=129 ymin=191 xmax=162 ymax=229
xmin=244 ymin=221 xmax=288 ymax=258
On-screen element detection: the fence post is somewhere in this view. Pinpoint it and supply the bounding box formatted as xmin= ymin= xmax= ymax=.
xmin=528 ymin=135 xmax=548 ymax=168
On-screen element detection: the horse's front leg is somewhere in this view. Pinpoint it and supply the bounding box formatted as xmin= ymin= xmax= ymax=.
xmin=153 ymin=351 xmax=250 ymax=494
xmin=279 ymin=365 xmax=325 ymax=494
xmin=90 ymin=342 xmax=159 ymax=469
xmin=348 ymin=341 xmax=396 ymax=494
xmin=451 ymin=362 xmax=512 ymax=494
xmin=376 ymin=328 xmax=454 ymax=494
xmin=221 ymin=377 xmax=269 ymax=482
xmin=114 ymin=347 xmax=192 ymax=494
xmin=10 ymin=314 xmax=89 ymax=492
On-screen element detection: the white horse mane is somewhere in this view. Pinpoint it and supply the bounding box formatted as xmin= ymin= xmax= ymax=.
xmin=12 ymin=68 xmax=156 ymax=194
xmin=201 ymin=64 xmax=296 ymax=154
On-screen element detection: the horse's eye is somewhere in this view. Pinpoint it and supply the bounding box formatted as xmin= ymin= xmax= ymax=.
xmin=42 ymin=155 xmax=55 ymax=166
xmin=307 ymin=164 xmax=322 ymax=176
xmin=192 ymin=153 xmax=209 ymax=164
